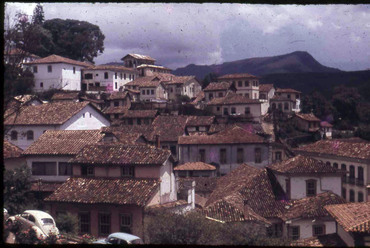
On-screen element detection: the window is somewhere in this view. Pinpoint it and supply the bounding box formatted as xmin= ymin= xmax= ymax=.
xmin=115 ymin=82 xmax=118 ymax=89
xmin=84 ymin=73 xmax=93 ymax=79
xmin=255 ymin=148 xmax=262 ymax=163
xmin=121 ymin=166 xmax=135 ymax=177
xmin=333 ymin=163 xmax=338 ymax=169
xmin=137 ymin=118 xmax=141 ymax=125
xmin=142 ymin=90 xmax=145 ymax=95
xmin=81 ymin=166 xmax=94 ymax=176
xmin=342 ymin=188 xmax=346 ymax=199
xmin=129 ymin=74 xmax=131 ymax=80
xmin=223 ymin=108 xmax=229 ymax=115
xmin=32 ymin=162 xmax=57 ymax=175
xmin=306 ymin=179 xmax=317 ymax=196
xmin=275 ymin=151 xmax=282 ymax=161
xmin=114 ymin=114 xmax=119 ymax=119
xmin=147 ymin=90 xmax=150 ymax=95
xmin=313 ymin=225 xmax=325 ymax=236
xmin=284 ymin=102 xmax=289 ymax=110
xmin=33 ymin=66 xmax=38 ymax=73
xmin=341 ymin=164 xmax=347 ymax=182
xmin=151 ymin=89 xmax=154 ymax=95
xmin=40 ymin=82 xmax=43 ymax=88
xmin=237 ymin=148 xmax=244 ymax=163
xmin=120 ymin=73 xmax=122 ymax=79
xmin=199 ymin=149 xmax=205 ymax=162
xmin=128 ymin=119 xmax=133 ymax=125
xmin=285 ymin=179 xmax=291 ymax=199
xmin=10 ymin=130 xmax=18 ymax=140
xmin=83 ymin=113 xmax=85 ymax=118
xmin=170 ymin=146 xmax=177 ymax=155
xmin=244 ymin=81 xmax=249 ymax=87
xmin=73 ymin=67 xmax=76 ymax=74
xmin=120 ymin=214 xmax=132 ymax=233
xmin=278 ymin=103 xmax=283 ymax=110
xmin=218 ymin=92 xmax=223 ymax=97
xmin=170 ymin=88 xmax=173 ymax=93
xmin=358 ymin=192 xmax=364 ymax=202
xmin=289 ymin=226 xmax=300 ymax=240
xmin=58 ymin=162 xmax=72 ymax=176
xmin=238 ymin=81 xmax=242 ymax=87
xmin=349 ymin=165 xmax=355 ymax=184
xmin=209 ymin=93 xmax=213 ymax=100
xmin=132 ymin=75 xmax=134 ymax=80
xmin=114 ymin=101 xmax=119 ymax=107
xmin=231 ymin=107 xmax=236 ymax=114
xmin=79 ymin=212 xmax=90 ymax=234
xmin=26 ymin=130 xmax=34 ymax=140
xmin=326 ymin=161 xmax=331 ymax=167
xmin=216 ymin=107 xmax=220 ymax=111
xmin=124 ymin=73 xmax=126 ymax=80
xmin=115 ymin=72 xmax=117 ymax=79
xmin=98 ymin=213 xmax=111 ymax=236
xmin=358 ymin=166 xmax=364 ymax=186
xmin=47 ymin=65 xmax=52 ymax=72
xmin=220 ymin=148 xmax=227 ymax=164
xmin=287 ymin=94 xmax=291 ymax=99
xmin=104 ymin=72 xmax=108 ymax=79
xmin=267 ymin=223 xmax=282 ymax=237
xmin=349 ymin=190 xmax=355 ymax=202
xmin=245 ymin=93 xmax=249 ymax=98
xmin=245 ymin=107 xmax=250 ymax=114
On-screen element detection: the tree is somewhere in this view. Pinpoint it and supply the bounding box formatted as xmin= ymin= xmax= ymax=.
xmin=55 ymin=213 xmax=78 ymax=234
xmin=31 ymin=3 xmax=45 ymax=25
xmin=301 ymin=90 xmax=335 ymax=120
xmin=332 ymin=85 xmax=362 ymax=123
xmin=201 ymin=72 xmax=219 ymax=89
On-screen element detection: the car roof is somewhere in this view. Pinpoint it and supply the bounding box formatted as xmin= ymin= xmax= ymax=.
xmin=24 ymin=210 xmax=53 ymax=219
xmin=109 ymin=232 xmax=141 ymax=241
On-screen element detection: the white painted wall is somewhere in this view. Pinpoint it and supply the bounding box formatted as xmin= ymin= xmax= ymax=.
xmin=337 ymin=223 xmax=355 ymax=247
xmin=288 ymin=219 xmax=336 ymax=239
xmin=82 ymin=69 xmax=138 ymax=91
xmin=289 ymin=176 xmax=341 ymax=199
xmin=159 ymin=158 xmax=177 ymax=203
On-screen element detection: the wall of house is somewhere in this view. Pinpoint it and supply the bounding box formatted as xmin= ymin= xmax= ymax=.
xmin=183 ymin=80 xmax=202 ymax=99
xmin=287 ymin=219 xmax=336 ymax=240
xmin=290 ymin=176 xmax=341 ymax=199
xmin=47 ymin=202 xmax=145 ymax=239
xmin=26 ymin=155 xmax=73 ymax=182
xmin=179 ymin=143 xmax=270 ymax=175
xmin=204 ymin=90 xmax=228 ymax=102
xmin=159 ymin=159 xmax=177 ymax=203
xmin=31 ymin=63 xmax=84 ymax=92
xmin=211 ymin=103 xmax=262 ymax=122
xmin=261 ymin=101 xmax=269 ymax=115
xmin=139 ymin=87 xmax=157 ymax=101
xmin=270 ymin=100 xmax=294 ymax=113
xmin=60 ymin=104 xmax=110 ymax=130
xmin=136 ymin=166 xmax=160 ymax=178
xmin=337 ymin=223 xmax=355 ymax=247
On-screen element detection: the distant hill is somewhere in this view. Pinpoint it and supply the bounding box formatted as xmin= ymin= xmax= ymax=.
xmin=172 ymin=51 xmax=341 ymax=80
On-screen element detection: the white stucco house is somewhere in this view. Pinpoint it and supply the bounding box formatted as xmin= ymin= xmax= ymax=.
xmin=4 ymin=101 xmax=111 ymax=150
xmin=23 ymin=54 xmax=91 ymax=92
xmin=217 ymin=73 xmax=260 ymax=99
xmin=165 ymin=76 xmax=202 ymax=102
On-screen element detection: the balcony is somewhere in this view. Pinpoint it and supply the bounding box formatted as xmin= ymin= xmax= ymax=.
xmin=356 ymin=178 xmax=364 ymax=186
xmin=348 ymin=177 xmax=355 ymax=185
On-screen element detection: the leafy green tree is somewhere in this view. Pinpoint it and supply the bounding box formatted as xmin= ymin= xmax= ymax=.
xmin=55 ymin=213 xmax=79 ymax=234
xmin=201 ymin=72 xmax=219 ymax=89
xmin=31 ymin=3 xmax=45 ymax=25
xmin=301 ymin=90 xmax=335 ymax=119
xmin=332 ymin=85 xmax=362 ymax=123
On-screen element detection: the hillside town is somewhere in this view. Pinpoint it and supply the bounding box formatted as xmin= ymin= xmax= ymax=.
xmin=3 ymin=3 xmax=370 ymax=247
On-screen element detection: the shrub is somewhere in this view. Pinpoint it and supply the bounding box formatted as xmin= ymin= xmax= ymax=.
xmin=55 ymin=212 xmax=78 ymax=234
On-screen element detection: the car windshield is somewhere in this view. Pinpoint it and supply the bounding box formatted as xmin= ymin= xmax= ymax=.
xmin=41 ymin=218 xmax=54 ymax=225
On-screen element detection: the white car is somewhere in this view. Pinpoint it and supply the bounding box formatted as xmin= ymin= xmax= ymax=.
xmin=7 ymin=210 xmax=59 ymax=239
xmin=93 ymin=232 xmax=143 ymax=245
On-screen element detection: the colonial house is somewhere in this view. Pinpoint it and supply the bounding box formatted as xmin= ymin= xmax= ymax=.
xmin=292 ymin=113 xmax=321 ymax=133
xmin=44 ymin=143 xmax=176 ymax=238
xmin=207 ymin=92 xmax=265 ymax=123
xmin=125 ymin=75 xmax=168 ymax=101
xmin=271 ymin=88 xmax=301 ymax=113
xmin=23 ymin=54 xmax=91 ymax=92
xmin=320 ymin=121 xmax=333 ymax=139
xmin=4 ymin=140 xmax=26 ymax=171
xmin=174 ymin=162 xmax=217 ymax=178
xmin=203 ymin=162 xmax=346 ymax=241
xmin=121 ymin=53 xmax=156 ymax=69
xmin=22 ymin=130 xmax=105 ymax=183
xmin=185 ymin=116 xmax=215 ymax=135
xmin=137 ymin=64 xmax=172 ymax=77
xmin=165 ymin=76 xmax=202 ymax=102
xmin=120 ymin=110 xmax=158 ymax=126
xmin=103 ymin=106 xmax=129 ymax=121
xmin=4 ymin=101 xmax=111 ymax=150
xmin=203 ymin=82 xmax=236 ymax=103
xmin=294 ymin=138 xmax=370 ymax=203
xmin=106 ymin=91 xmax=132 ymax=109
xmin=259 ymin=84 xmax=275 ymax=101
xmin=325 ymin=202 xmax=370 ymax=247
xmin=178 ymin=126 xmax=271 ymax=175
xmin=4 ymin=48 xmax=40 ymax=67
xmin=81 ymin=65 xmax=138 ymax=92
xmin=217 ymin=73 xmax=260 ymax=99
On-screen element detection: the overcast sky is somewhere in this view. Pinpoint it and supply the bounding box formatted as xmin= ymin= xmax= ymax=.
xmin=5 ymin=3 xmax=370 ymax=71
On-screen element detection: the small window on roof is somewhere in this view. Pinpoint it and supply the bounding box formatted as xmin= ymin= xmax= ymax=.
xmin=11 ymin=130 xmax=18 ymax=140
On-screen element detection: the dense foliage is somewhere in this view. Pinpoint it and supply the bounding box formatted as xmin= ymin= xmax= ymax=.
xmin=55 ymin=212 xmax=79 ymax=234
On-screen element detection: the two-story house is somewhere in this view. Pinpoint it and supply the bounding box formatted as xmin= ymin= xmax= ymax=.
xmin=125 ymin=75 xmax=168 ymax=102
xmin=165 ymin=76 xmax=202 ymax=102
xmin=137 ymin=64 xmax=172 ymax=77
xmin=292 ymin=113 xmax=321 ymax=133
xmin=81 ymin=65 xmax=138 ymax=92
xmin=203 ymin=82 xmax=236 ymax=103
xmin=178 ymin=126 xmax=271 ymax=175
xmin=271 ymin=88 xmax=301 ymax=113
xmin=120 ymin=110 xmax=158 ymax=126
xmin=4 ymin=101 xmax=111 ymax=150
xmin=121 ymin=53 xmax=156 ymax=69
xmin=294 ymin=138 xmax=370 ymax=203
xmin=259 ymin=84 xmax=275 ymax=113
xmin=44 ymin=143 xmax=176 ymax=238
xmin=217 ymin=73 xmax=260 ymax=99
xmin=23 ymin=54 xmax=91 ymax=92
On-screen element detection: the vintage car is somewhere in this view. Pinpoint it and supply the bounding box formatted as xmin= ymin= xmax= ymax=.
xmin=7 ymin=210 xmax=59 ymax=239
xmin=93 ymin=232 xmax=143 ymax=245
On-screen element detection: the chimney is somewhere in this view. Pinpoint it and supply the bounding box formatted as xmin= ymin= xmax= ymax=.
xmin=155 ymin=134 xmax=160 ymax=148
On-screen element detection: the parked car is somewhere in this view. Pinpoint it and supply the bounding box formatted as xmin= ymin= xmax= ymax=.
xmin=7 ymin=210 xmax=59 ymax=239
xmin=93 ymin=232 xmax=143 ymax=245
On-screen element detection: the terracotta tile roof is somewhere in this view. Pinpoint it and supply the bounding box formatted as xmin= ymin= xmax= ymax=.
xmin=102 ymin=125 xmax=154 ymax=141
xmin=151 ymin=115 xmax=189 ymax=142
xmin=111 ymin=132 xmax=146 ymax=145
xmin=191 ymin=91 xmax=205 ymax=104
xmin=4 ymin=101 xmax=91 ymax=126
xmin=122 ymin=110 xmax=158 ymax=118
xmin=30 ymin=181 xmax=64 ymax=192
xmin=24 ymin=54 xmax=90 ymax=67
xmin=174 ymin=162 xmax=216 ymax=171
xmin=294 ymin=113 xmax=321 ymax=122
xmin=320 ymin=121 xmax=333 ymax=128
xmin=107 ymin=91 xmax=129 ymax=100
xmin=178 ymin=177 xmax=218 ymax=194
xmin=268 ymin=155 xmax=341 ymax=175
xmin=208 ymin=123 xmax=264 ymax=135
xmin=259 ymin=84 xmax=274 ymax=92
xmin=165 ymin=76 xmax=196 ymax=85
xmin=325 ymin=202 xmax=370 ymax=233
xmin=136 ymin=64 xmax=171 ymax=70
xmin=70 ymin=144 xmax=171 ymax=165
xmin=51 ymin=92 xmax=80 ymax=100
xmin=276 ymin=88 xmax=301 ymax=94
xmin=218 ymin=73 xmax=258 ymax=79
xmin=5 ymin=48 xmax=40 ymax=59
xmin=122 ymin=53 xmax=156 ymax=61
xmin=208 ymin=92 xmax=261 ymax=105
xmin=23 ymin=130 xmax=104 ymax=155
xmin=281 ymin=191 xmax=346 ymax=221
xmin=291 ymin=233 xmax=346 ymax=247
xmin=294 ymin=139 xmax=370 ymax=161
xmin=83 ymin=65 xmax=135 ymax=72
xmin=203 ymin=82 xmax=233 ymax=92
xmin=179 ymin=126 xmax=266 ymax=145
xmin=125 ymin=88 xmax=140 ymax=94
xmin=185 ymin=116 xmax=215 ymax=127
xmin=125 ymin=76 xmax=163 ymax=88
xmin=45 ymin=177 xmax=159 ymax=206
xmin=103 ymin=106 xmax=129 ymax=114
xmin=270 ymin=95 xmax=295 ymax=101
xmin=206 ymin=164 xmax=287 ymax=219
xmin=3 ymin=140 xmax=23 ymax=159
